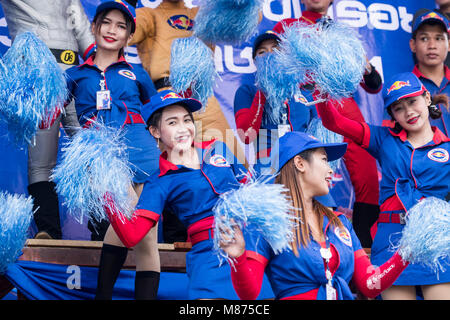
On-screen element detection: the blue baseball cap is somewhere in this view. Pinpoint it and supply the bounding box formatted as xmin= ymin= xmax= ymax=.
xmin=141 ymin=90 xmax=203 ymax=125
xmin=412 ymin=9 xmax=449 ymax=34
xmin=383 ymin=72 xmax=427 ymax=110
xmin=94 ymin=0 xmax=136 ymax=33
xmin=252 ymin=30 xmax=281 ymax=59
xmin=273 ymin=131 xmax=347 ymax=172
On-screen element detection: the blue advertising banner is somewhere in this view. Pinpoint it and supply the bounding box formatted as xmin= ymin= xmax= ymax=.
xmin=0 ymin=0 xmax=438 ymax=240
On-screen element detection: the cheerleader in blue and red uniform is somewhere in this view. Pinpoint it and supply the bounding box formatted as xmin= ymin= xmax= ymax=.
xmin=102 ymin=89 xmax=274 ymax=300
xmin=63 ymin=0 xmax=161 ymax=300
xmin=315 ymin=72 xmax=450 ymax=299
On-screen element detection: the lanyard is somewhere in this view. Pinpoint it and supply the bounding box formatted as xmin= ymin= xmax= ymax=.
xmin=277 ymin=102 xmax=291 ymax=138
xmin=100 ymin=72 xmax=106 ymax=90
xmin=281 ymin=108 xmax=288 ymax=125
xmin=320 ymin=246 xmax=333 ymax=282
xmin=319 ymin=240 xmax=337 ymax=300
xmin=96 ymin=71 xmax=111 ymax=111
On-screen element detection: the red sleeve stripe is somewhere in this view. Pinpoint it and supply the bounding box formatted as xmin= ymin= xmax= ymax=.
xmin=135 ymin=209 xmax=160 ymax=223
xmin=246 ymin=250 xmax=269 ymax=268
xmin=360 ymin=121 xmax=371 ymax=149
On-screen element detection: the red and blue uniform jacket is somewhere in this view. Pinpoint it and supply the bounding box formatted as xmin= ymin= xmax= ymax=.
xmin=360 ymin=123 xmax=450 ymax=213
xmin=244 ymin=213 xmax=362 ymax=300
xmin=316 ymin=100 xmax=448 ymax=285
xmin=65 ymin=55 xmax=157 ymax=128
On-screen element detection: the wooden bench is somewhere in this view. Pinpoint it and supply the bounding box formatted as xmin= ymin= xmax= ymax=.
xmin=18 ymin=239 xmax=192 ymax=271
xmin=1 ymin=239 xmax=192 ymax=300
xmin=1 ymin=239 xmax=371 ymax=300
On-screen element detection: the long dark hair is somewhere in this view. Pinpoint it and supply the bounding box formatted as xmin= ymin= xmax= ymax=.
xmin=275 ymin=149 xmax=344 ymax=256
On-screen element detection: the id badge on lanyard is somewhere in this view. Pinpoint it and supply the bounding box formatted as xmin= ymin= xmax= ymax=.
xmin=96 ymin=77 xmax=111 ymax=111
xmin=277 ymin=105 xmax=291 ymax=138
xmin=320 ymin=247 xmax=337 ymax=300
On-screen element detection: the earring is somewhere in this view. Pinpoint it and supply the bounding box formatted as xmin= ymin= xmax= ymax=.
xmin=124 ymin=45 xmax=129 ymax=60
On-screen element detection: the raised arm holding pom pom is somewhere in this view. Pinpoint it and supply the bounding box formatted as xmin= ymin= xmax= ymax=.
xmin=317 ymin=72 xmax=450 ymax=300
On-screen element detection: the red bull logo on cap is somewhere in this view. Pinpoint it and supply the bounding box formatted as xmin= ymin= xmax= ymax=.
xmin=421 ymin=12 xmax=444 ymax=23
xmin=168 ymin=15 xmax=194 ymax=31
xmin=161 ymin=92 xmax=182 ymax=101
xmin=387 ymin=80 xmax=411 ymax=95
xmin=114 ymin=0 xmax=128 ymax=10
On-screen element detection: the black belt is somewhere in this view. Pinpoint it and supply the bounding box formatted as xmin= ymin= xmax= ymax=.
xmin=154 ymin=77 xmax=171 ymax=90
xmin=50 ymin=49 xmax=79 ymax=66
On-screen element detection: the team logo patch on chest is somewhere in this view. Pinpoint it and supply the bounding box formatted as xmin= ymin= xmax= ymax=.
xmin=427 ymin=148 xmax=449 ymax=163
xmin=334 ymin=227 xmax=352 ymax=247
xmin=118 ymin=70 xmax=136 ymax=80
xmin=168 ymin=15 xmax=194 ymax=30
xmin=209 ymin=154 xmax=230 ymax=167
xmin=293 ymin=93 xmax=308 ymax=104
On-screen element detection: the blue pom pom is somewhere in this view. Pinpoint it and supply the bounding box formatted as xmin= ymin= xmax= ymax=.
xmin=170 ymin=36 xmax=217 ymax=106
xmin=394 ymin=197 xmax=450 ymax=273
xmin=275 ymin=20 xmax=366 ymax=101
xmin=276 ymin=21 xmax=321 ymax=84
xmin=0 ymin=192 xmax=34 ymax=274
xmin=312 ymin=19 xmax=366 ymax=99
xmin=306 ymin=117 xmax=343 ymax=172
xmin=50 ymin=121 xmax=135 ymax=224
xmin=213 ymin=174 xmax=298 ymax=265
xmin=0 ymin=32 xmax=68 ymax=145
xmin=193 ymin=0 xmax=264 ymax=44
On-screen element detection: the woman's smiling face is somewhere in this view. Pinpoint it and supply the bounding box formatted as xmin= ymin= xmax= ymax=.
xmin=390 ymin=92 xmax=431 ymax=133
xmin=152 ymin=104 xmax=196 ymax=153
xmin=93 ymin=9 xmax=132 ymax=52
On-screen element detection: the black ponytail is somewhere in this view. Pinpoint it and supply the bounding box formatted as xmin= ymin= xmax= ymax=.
xmin=429 ymin=93 xmax=449 ymax=120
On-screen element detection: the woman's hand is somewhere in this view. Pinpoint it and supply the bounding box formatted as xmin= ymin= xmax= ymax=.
xmin=218 ymin=218 xmax=246 ymax=259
